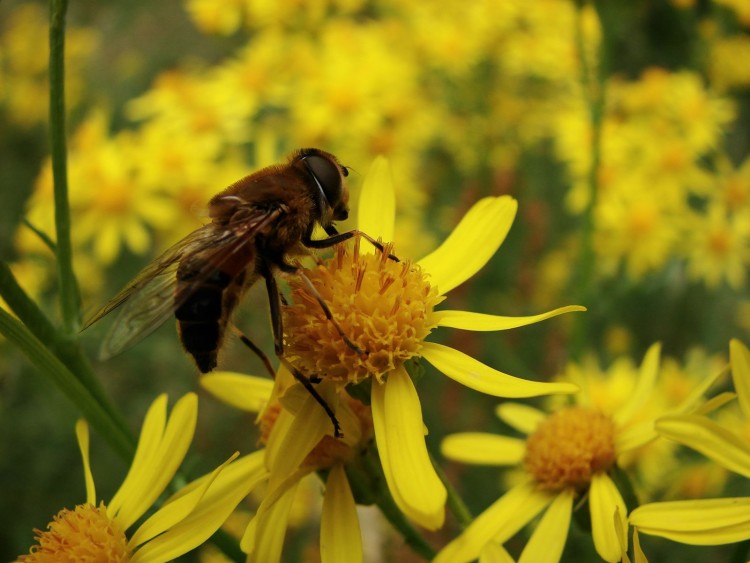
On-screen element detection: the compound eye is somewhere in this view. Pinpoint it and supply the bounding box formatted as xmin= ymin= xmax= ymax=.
xmin=305 ymin=154 xmax=343 ymax=206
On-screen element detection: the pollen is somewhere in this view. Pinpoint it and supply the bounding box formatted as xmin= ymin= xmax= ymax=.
xmin=18 ymin=502 xmax=129 ymax=562
xmin=523 ymin=406 xmax=617 ymax=492
xmin=283 ymin=240 xmax=442 ymax=385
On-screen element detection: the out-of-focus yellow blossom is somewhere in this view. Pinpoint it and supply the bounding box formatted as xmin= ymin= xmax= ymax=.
xmin=0 ymin=3 xmax=98 ymax=127
xmin=594 ymin=186 xmax=685 ymax=278
xmin=684 ymin=199 xmax=750 ymax=289
xmin=185 ymin=0 xmax=244 ymax=35
xmin=716 ymin=154 xmax=750 ymax=211
xmin=555 ymin=68 xmax=736 ymax=279
xmin=127 ymin=69 xmax=250 ymax=150
xmin=630 ymin=340 xmax=750 ymax=546
xmin=715 ymin=0 xmax=750 ymax=26
xmin=22 ymin=111 xmax=178 ymax=265
xmin=709 ymin=35 xmax=750 ymax=90
xmin=438 ymin=343 xmax=723 ymax=562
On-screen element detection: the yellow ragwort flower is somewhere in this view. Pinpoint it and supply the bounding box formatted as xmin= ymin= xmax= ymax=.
xmin=18 ymin=393 xmax=266 ymax=563
xmin=280 ymin=156 xmax=584 ymax=531
xmin=201 ymin=368 xmax=370 ymax=563
xmin=630 ymin=339 xmax=750 ymax=546
xmin=437 ymin=343 xmax=722 ymax=562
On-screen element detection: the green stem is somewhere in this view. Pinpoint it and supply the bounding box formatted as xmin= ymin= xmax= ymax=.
xmin=0 ymin=307 xmax=134 ymax=459
xmin=571 ymin=2 xmax=606 ymax=359
xmin=0 ymin=260 xmax=134 ymax=451
xmin=431 ymin=453 xmax=473 ymax=529
xmin=49 ymin=0 xmax=80 ymax=334
xmin=346 ymin=445 xmax=436 ymax=560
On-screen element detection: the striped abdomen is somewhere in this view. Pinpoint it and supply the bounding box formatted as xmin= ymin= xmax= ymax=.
xmin=175 ymin=262 xmax=245 ymax=373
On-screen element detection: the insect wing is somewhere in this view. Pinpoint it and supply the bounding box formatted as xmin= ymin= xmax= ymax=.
xmin=87 ymin=205 xmax=283 ymax=360
xmin=86 ymin=224 xmax=226 ymax=359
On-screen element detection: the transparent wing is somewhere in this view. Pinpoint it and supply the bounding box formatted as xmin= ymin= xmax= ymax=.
xmin=84 ymin=205 xmax=283 ymax=360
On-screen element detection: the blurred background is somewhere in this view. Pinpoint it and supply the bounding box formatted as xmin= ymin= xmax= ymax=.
xmin=1 ymin=0 xmax=749 ymax=560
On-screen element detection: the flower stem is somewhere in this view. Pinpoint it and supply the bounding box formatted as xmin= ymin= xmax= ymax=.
xmin=0 ymin=307 xmax=134 ymax=460
xmin=571 ymin=1 xmax=606 ymax=359
xmin=0 ymin=260 xmax=133 ymax=446
xmin=346 ymin=443 xmax=436 ymax=560
xmin=431 ymin=453 xmax=473 ymax=528
xmin=49 ymin=0 xmax=81 ymax=334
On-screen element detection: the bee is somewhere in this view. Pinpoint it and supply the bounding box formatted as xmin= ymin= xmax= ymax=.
xmin=83 ymin=148 xmax=394 ymax=436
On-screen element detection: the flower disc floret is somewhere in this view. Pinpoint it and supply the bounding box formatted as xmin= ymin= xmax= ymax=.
xmin=283 ymin=241 xmax=442 ymax=385
xmin=19 ymin=503 xmax=129 ymax=563
xmin=524 ymin=406 xmax=616 ymax=491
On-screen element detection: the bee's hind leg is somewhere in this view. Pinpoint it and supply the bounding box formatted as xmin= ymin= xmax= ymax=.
xmin=229 ymin=324 xmax=277 ymax=380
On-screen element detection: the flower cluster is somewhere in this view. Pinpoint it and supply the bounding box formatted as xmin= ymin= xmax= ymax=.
xmin=5 ymin=1 xmax=750 ymax=562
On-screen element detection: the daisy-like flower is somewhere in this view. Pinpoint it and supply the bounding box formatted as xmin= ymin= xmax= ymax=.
xmin=630 ymin=339 xmax=750 ymax=546
xmin=18 ymin=393 xmax=267 ymax=563
xmin=280 ymin=156 xmax=584 ymax=531
xmin=201 ymin=368 xmax=373 ymax=563
xmin=435 ymin=343 xmax=723 ymax=562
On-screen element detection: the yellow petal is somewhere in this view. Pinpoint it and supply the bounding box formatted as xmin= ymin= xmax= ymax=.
xmin=672 ymin=362 xmax=729 ymax=414
xmin=441 ymin=433 xmax=525 ymax=466
xmin=630 ymin=498 xmax=750 ymax=545
xmin=693 ymin=392 xmax=736 ymax=416
xmin=108 ymin=393 xmax=170 ymax=523
xmin=479 ymin=542 xmax=515 ymax=563
xmin=418 ymin=196 xmax=517 ymax=295
xmin=494 ymin=403 xmax=547 ymax=435
xmin=614 ymin=343 xmax=661 ymax=426
xmin=422 ymin=342 xmax=579 ymax=398
xmin=518 ymin=489 xmax=574 ymax=563
xmin=321 ymin=464 xmax=363 ymax=563
xmin=656 ymin=414 xmax=750 ymax=479
xmin=246 ymin=475 xmax=301 ymax=562
xmin=267 ymin=385 xmax=333 ymax=488
xmin=130 ymin=450 xmax=267 ymax=555
xmin=129 ymin=452 xmax=239 ymax=560
xmin=75 ymin=420 xmax=96 ymax=506
xmin=633 ymin=527 xmax=648 ymax=563
xmin=110 ymin=394 xmax=197 ymax=529
xmin=730 ymin=339 xmax=750 ymax=420
xmin=434 ymin=481 xmax=552 ymax=563
xmin=200 ymin=372 xmax=274 ymax=413
xmin=357 ymin=155 xmax=395 ymax=244
xmin=615 ymin=419 xmax=658 ymax=454
xmin=589 ymin=473 xmax=628 ymax=562
xmin=372 ymin=366 xmax=446 ymax=530
xmin=434 ymin=305 xmax=586 ymax=331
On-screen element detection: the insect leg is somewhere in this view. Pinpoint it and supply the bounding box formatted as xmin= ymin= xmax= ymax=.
xmin=229 ymin=324 xmax=276 ymax=380
xmin=261 ymin=261 xmax=343 ymax=438
xmin=304 ymin=228 xmax=400 ymax=262
xmin=294 ymin=268 xmax=367 ymax=356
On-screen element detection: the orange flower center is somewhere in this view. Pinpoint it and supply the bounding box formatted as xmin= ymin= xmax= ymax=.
xmin=282 ymin=240 xmax=442 ymax=385
xmin=523 ymin=406 xmax=616 ymax=491
xmin=18 ymin=503 xmax=129 ymax=562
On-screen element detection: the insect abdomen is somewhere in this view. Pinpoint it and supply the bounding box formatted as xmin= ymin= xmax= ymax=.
xmin=175 ymin=267 xmax=233 ymax=373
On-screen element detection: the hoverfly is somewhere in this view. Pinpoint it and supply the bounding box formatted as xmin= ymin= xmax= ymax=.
xmin=83 ymin=148 xmax=395 ymax=436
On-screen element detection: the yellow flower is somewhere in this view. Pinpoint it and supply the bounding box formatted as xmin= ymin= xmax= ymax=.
xmin=630 ymin=339 xmax=750 ymax=545
xmin=200 ymin=369 xmax=368 ymax=563
xmin=0 ymin=3 xmax=98 ymax=127
xmin=281 ymin=157 xmax=583 ymax=531
xmin=684 ymin=199 xmax=750 ymax=289
xmin=18 ymin=393 xmax=267 ymax=563
xmin=436 ymin=343 xmax=721 ymax=562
